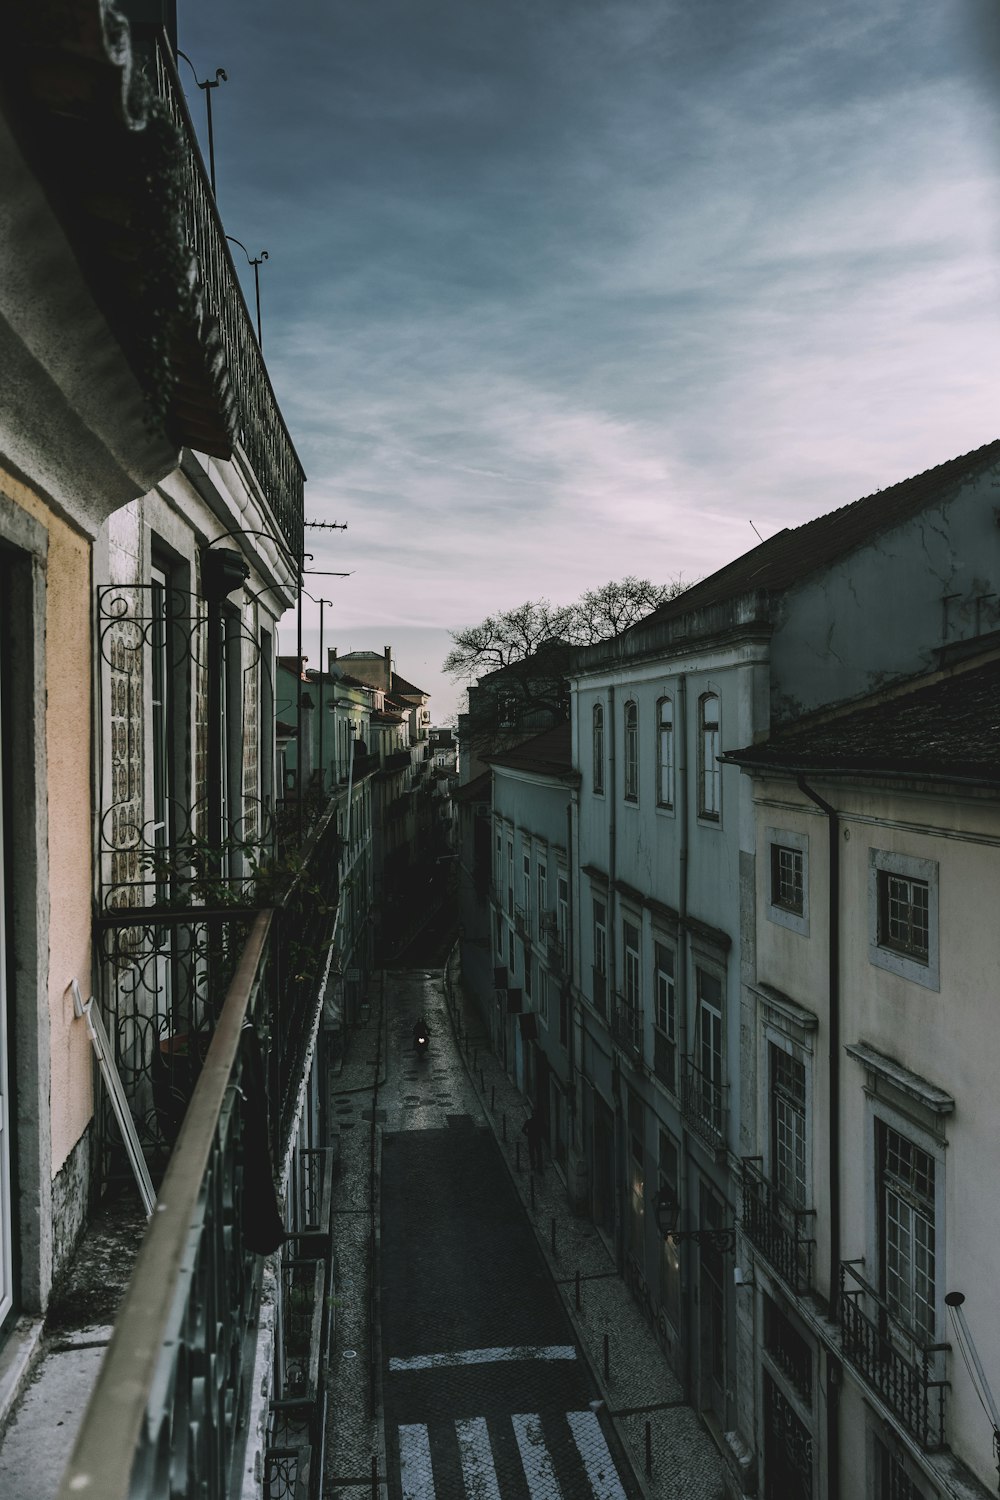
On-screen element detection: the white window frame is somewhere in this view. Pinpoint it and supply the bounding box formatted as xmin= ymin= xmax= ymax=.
xmin=654 ymin=940 xmax=677 ymax=1093
xmin=698 ymin=691 xmax=721 ymax=822
xmin=766 ymin=827 xmax=809 ymax=936
xmin=623 ymin=699 xmax=639 ymax=803
xmin=593 ymin=702 xmax=605 ymax=796
xmin=868 ymin=848 xmax=939 ymax=991
xmin=656 ymin=695 xmax=674 ymax=810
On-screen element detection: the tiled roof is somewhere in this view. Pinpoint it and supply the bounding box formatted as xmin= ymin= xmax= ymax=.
xmin=392 ymin=672 xmax=429 ymax=698
xmin=485 ymin=722 xmax=576 ymax=778
xmin=726 ymin=659 xmax=1000 ymax=786
xmin=455 ymin=770 xmax=492 ymax=804
xmin=647 ymin=440 xmax=1000 ymax=627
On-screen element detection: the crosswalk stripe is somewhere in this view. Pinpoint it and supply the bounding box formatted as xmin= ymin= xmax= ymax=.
xmin=398 ymin=1423 xmax=434 ymax=1500
xmin=566 ymin=1411 xmax=628 ymax=1500
xmin=455 ymin=1416 xmax=502 ymax=1500
xmin=512 ymin=1413 xmax=563 ymax=1499
xmin=389 ymin=1344 xmax=577 ymax=1372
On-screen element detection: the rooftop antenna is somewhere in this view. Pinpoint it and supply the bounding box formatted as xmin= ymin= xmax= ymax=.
xmin=749 ymin=519 xmax=764 ymax=544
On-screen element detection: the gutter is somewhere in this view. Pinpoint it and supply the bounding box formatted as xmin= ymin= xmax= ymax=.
xmin=796 ymin=775 xmax=842 ymax=1500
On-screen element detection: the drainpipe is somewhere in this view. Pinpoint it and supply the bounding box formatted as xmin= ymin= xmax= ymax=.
xmin=607 ymin=684 xmax=623 ymax=1270
xmin=676 ymin=674 xmax=693 ymax=1398
xmin=797 ymin=775 xmax=841 ymax=1500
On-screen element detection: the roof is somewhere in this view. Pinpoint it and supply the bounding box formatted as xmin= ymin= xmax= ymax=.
xmin=391 ymin=672 xmax=429 ymax=699
xmin=645 ymin=440 xmax=1000 ymax=628
xmin=485 ymin=722 xmax=576 ymax=779
xmin=725 ymin=659 xmax=1000 ymax=787
xmin=455 ymin=770 xmax=492 ymax=805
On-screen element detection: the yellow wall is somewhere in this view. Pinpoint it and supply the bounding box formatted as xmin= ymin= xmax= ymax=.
xmin=0 ymin=466 xmax=94 ymax=1174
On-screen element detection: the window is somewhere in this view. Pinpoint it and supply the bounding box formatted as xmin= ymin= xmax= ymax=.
xmin=767 ymin=828 xmax=809 ymax=935
xmin=538 ymin=860 xmax=547 ymax=932
xmin=658 ymin=1132 xmax=681 ymax=1327
xmin=495 ymin=910 xmax=503 ymax=958
xmin=593 ymin=703 xmax=605 ymax=794
xmin=624 ymin=700 xmax=638 ymax=802
xmin=696 ymin=967 xmax=724 ymax=1133
xmin=522 ymin=852 xmax=531 ymax=932
xmin=771 ymin=1044 xmax=807 ymax=1209
xmin=654 ymin=942 xmax=676 ymax=1091
xmin=495 ymin=828 xmax=502 ymax=892
xmin=592 ymin=898 xmax=607 ymax=1015
xmin=557 ymin=874 xmax=568 ymax=958
xmin=507 ymin=839 xmax=513 ymax=917
xmin=869 ymin=850 xmax=939 ymax=989
xmin=879 ymin=1123 xmax=936 ymax=1343
xmin=874 ymin=1436 xmax=934 ymax=1500
xmin=771 ymin=844 xmax=803 ymax=914
xmin=523 ymin=941 xmax=532 ymax=1000
xmin=656 ymin=696 xmax=674 ymax=808
xmin=623 ymin=919 xmax=640 ymax=1011
xmin=698 ymin=692 xmax=720 ymax=819
xmin=537 ymin=965 xmax=547 ymax=1023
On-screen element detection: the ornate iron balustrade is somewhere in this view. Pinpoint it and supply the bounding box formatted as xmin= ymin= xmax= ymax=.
xmin=144 ymin=30 xmax=305 ymax=561
xmin=681 ymin=1055 xmax=727 ymax=1151
xmin=839 ymin=1260 xmax=949 ymax=1450
xmin=58 ymin=912 xmax=274 ymax=1500
xmin=611 ymin=994 xmax=643 ymax=1062
xmin=741 ymin=1158 xmax=816 ymax=1295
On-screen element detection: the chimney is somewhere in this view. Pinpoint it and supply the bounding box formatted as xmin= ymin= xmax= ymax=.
xmin=328 ymin=647 xmax=338 ymax=672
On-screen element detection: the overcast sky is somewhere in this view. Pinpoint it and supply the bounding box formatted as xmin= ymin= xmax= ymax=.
xmin=179 ymin=0 xmax=1000 ymax=720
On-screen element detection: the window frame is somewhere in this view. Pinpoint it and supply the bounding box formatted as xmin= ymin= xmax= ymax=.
xmin=653 ymin=940 xmax=677 ymax=1093
xmin=698 ymin=691 xmax=721 ymax=822
xmin=592 ymin=702 xmax=605 ymax=796
xmin=868 ymin=849 xmax=939 ymax=990
xmin=656 ymin=695 xmax=674 ymax=810
xmin=592 ymin=896 xmax=608 ymax=1014
xmin=623 ymin=699 xmax=639 ymax=803
xmin=766 ymin=827 xmax=809 ymax=936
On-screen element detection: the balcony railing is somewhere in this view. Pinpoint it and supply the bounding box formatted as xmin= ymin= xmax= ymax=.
xmin=144 ymin=29 xmax=305 ymax=561
xmin=681 ymin=1055 xmax=726 ymax=1151
xmin=59 ymin=811 xmax=341 ymax=1500
xmin=611 ymin=994 xmax=643 ymax=1061
xmin=741 ymin=1158 xmax=816 ymax=1294
xmin=838 ymin=1260 xmax=949 ymax=1450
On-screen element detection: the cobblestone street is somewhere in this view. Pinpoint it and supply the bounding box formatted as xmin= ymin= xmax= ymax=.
xmin=323 ymin=963 xmax=725 ymax=1499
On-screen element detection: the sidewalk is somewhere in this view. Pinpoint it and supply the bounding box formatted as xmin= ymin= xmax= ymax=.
xmin=321 ymin=962 xmax=726 ymax=1500
xmin=439 ymin=954 xmax=726 ymax=1500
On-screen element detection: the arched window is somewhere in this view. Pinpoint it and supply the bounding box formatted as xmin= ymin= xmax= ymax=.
xmin=699 ymin=692 xmax=720 ymax=819
xmin=656 ymin=696 xmax=674 ymax=808
xmin=592 ymin=703 xmax=605 ymax=794
xmin=624 ymin=700 xmax=639 ymax=802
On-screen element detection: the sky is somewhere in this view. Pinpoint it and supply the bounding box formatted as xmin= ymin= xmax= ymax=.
xmin=178 ymin=0 xmax=1000 ymax=721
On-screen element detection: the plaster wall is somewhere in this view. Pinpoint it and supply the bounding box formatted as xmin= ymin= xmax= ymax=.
xmin=0 ymin=469 xmax=95 ymax=1177
xmin=771 ymin=467 xmax=1000 ymax=724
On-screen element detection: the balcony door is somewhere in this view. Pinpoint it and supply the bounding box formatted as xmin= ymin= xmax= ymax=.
xmin=0 ymin=628 xmax=13 ymax=1330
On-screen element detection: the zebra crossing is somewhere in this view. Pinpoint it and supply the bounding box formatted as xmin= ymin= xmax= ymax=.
xmin=396 ymin=1407 xmax=629 ymax=1499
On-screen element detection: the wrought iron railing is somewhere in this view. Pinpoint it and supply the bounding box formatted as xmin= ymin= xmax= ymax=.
xmin=741 ymin=1158 xmax=816 ymax=1294
xmin=143 ymin=30 xmax=305 ymax=561
xmin=611 ymin=994 xmax=643 ymax=1061
xmin=839 ymin=1260 xmax=949 ymax=1450
xmin=681 ymin=1055 xmax=726 ymax=1150
xmin=60 ymin=813 xmax=340 ymax=1498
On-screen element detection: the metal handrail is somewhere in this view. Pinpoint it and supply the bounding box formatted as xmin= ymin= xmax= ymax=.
xmin=58 ymin=909 xmax=273 ymax=1499
xmin=839 ymin=1259 xmax=949 ymax=1449
xmin=681 ymin=1054 xmax=727 ymax=1147
xmin=741 ymin=1157 xmax=816 ymax=1294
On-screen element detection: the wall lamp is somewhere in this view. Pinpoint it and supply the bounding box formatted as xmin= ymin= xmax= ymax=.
xmin=653 ymin=1186 xmax=736 ymax=1252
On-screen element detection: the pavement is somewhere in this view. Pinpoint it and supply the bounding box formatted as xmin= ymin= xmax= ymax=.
xmin=324 ymin=958 xmax=726 ymax=1500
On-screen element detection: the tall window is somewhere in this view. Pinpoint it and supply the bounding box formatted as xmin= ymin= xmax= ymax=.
xmin=537 ymin=966 xmax=547 ymax=1023
xmin=557 ymin=874 xmax=568 ymax=959
xmin=696 ymin=967 xmax=724 ymax=1132
xmin=495 ymin=827 xmax=503 ymax=892
xmin=592 ymin=898 xmax=607 ymax=1014
xmin=538 ymin=860 xmax=547 ymax=931
xmin=507 ymin=839 xmax=513 ymax=916
xmin=771 ymin=844 xmax=804 ymax=914
xmin=623 ymin=919 xmax=641 ymax=1011
xmin=880 ymin=1124 xmax=936 ymax=1342
xmin=658 ymin=1132 xmax=681 ymax=1327
xmin=878 ymin=872 xmax=929 ymax=961
xmin=699 ymin=692 xmax=721 ymax=819
xmin=624 ymin=700 xmax=639 ymax=802
xmin=770 ymin=1045 xmax=807 ymax=1208
xmin=592 ymin=703 xmax=605 ymax=794
xmin=522 ymin=851 xmax=531 ymax=931
xmin=656 ymin=696 xmax=674 ymax=808
xmin=654 ymin=942 xmax=676 ymax=1091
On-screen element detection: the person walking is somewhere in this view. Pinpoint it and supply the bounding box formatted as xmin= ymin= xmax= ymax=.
xmin=522 ymin=1108 xmax=545 ymax=1175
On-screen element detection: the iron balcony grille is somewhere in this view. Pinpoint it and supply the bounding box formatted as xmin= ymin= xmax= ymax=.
xmin=839 ymin=1260 xmax=949 ymax=1450
xmin=741 ymin=1158 xmax=816 ymax=1295
xmin=146 ymin=32 xmax=305 ymax=562
xmin=611 ymin=995 xmax=643 ymax=1062
xmin=681 ymin=1055 xmax=727 ymax=1151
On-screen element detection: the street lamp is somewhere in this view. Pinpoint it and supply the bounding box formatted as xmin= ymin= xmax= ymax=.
xmin=652 ymin=1185 xmax=736 ymax=1252
xmin=226 ymin=236 xmax=269 ymax=350
xmin=176 ymin=51 xmax=227 ymax=197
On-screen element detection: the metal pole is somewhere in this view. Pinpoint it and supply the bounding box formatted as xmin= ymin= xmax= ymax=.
xmin=317 ymin=598 xmax=330 ymax=797
xmin=204 ymin=79 xmax=217 ymax=195
xmin=296 ymin=557 xmax=303 ymax=846
xmin=253 ymin=258 xmax=263 ymax=349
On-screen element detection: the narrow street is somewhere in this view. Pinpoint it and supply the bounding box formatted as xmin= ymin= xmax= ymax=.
xmin=378 ymin=972 xmax=639 ymax=1500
